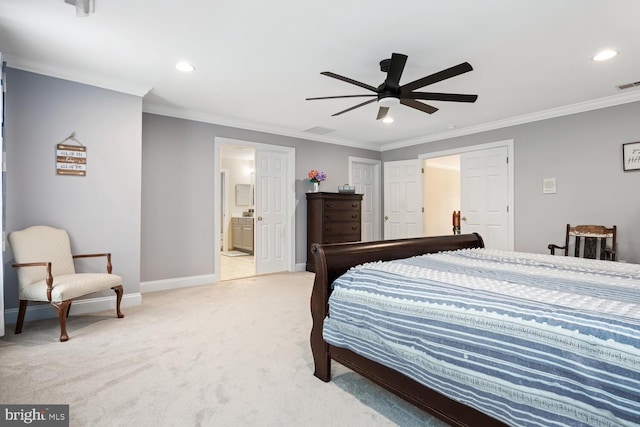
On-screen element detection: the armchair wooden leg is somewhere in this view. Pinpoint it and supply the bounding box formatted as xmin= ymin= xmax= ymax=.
xmin=112 ymin=285 xmax=125 ymax=318
xmin=15 ymin=300 xmax=28 ymax=334
xmin=52 ymin=300 xmax=72 ymax=342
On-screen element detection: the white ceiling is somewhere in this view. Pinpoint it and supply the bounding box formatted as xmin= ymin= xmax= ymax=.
xmin=2 ymin=0 xmax=640 ymax=151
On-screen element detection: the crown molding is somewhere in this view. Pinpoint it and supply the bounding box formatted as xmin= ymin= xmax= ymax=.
xmin=4 ymin=54 xmax=151 ymax=97
xmin=380 ymin=90 xmax=640 ymax=152
xmin=142 ymin=102 xmax=378 ymax=152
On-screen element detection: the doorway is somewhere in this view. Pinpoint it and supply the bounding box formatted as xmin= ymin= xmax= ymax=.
xmin=214 ymin=137 xmax=295 ymax=283
xmin=220 ymin=145 xmax=256 ymax=281
xmin=419 ymin=139 xmax=514 ymax=250
xmin=423 ymin=155 xmax=460 ymax=237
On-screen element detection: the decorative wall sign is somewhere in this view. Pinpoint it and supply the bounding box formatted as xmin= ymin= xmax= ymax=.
xmin=56 ymin=133 xmax=87 ymax=176
xmin=623 ymin=141 xmax=640 ymax=171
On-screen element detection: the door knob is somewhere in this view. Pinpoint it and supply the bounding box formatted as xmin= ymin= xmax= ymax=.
xmin=461 ymin=216 xmax=467 ymax=221
xmin=384 ymin=216 xmax=389 ymax=221
xmin=257 ymin=216 xmax=263 ymax=221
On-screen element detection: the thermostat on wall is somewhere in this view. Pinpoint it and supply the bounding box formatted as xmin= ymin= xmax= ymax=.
xmin=543 ymin=178 xmax=556 ymax=194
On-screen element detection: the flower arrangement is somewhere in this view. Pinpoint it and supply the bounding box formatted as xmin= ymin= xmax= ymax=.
xmin=307 ymin=169 xmax=327 ymax=184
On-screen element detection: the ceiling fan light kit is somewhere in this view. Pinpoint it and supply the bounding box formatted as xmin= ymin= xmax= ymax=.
xmin=307 ymin=52 xmax=478 ymax=121
xmin=378 ymin=97 xmax=400 ymax=108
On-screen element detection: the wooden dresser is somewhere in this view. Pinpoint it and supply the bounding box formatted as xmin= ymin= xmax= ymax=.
xmin=306 ymin=192 xmax=363 ymax=272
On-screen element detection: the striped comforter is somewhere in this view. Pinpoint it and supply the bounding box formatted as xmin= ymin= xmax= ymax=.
xmin=323 ymin=249 xmax=640 ymax=427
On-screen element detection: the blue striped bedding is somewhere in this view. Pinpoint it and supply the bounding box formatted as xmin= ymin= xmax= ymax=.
xmin=323 ymin=248 xmax=640 ymax=427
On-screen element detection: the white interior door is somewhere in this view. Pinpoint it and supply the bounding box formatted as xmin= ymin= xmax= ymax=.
xmin=460 ymin=146 xmax=510 ymax=249
xmin=350 ymin=159 xmax=381 ymax=241
xmin=254 ymin=150 xmax=288 ymax=274
xmin=383 ymin=159 xmax=422 ymax=239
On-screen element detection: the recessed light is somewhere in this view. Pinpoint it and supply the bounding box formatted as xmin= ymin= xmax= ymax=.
xmin=592 ymin=49 xmax=618 ymax=62
xmin=382 ymin=116 xmax=394 ymax=124
xmin=175 ymin=61 xmax=195 ymax=72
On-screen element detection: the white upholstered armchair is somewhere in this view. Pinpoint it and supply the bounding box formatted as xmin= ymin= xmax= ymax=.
xmin=8 ymin=225 xmax=124 ymax=341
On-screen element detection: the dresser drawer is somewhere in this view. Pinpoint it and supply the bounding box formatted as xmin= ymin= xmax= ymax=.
xmin=322 ymin=234 xmax=360 ymax=244
xmin=323 ymin=222 xmax=360 ymax=236
xmin=323 ymin=200 xmax=361 ymax=211
xmin=324 ymin=210 xmax=360 ymax=222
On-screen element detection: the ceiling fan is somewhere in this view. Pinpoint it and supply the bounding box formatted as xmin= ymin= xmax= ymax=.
xmin=306 ymin=53 xmax=478 ymax=120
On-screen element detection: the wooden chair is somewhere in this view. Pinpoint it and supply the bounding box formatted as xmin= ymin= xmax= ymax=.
xmin=548 ymin=224 xmax=617 ymax=261
xmin=8 ymin=225 xmax=124 ymax=341
xmin=452 ymin=210 xmax=461 ymax=235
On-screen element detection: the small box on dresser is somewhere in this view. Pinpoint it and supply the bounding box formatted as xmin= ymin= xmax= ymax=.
xmin=306 ymin=192 xmax=363 ymax=272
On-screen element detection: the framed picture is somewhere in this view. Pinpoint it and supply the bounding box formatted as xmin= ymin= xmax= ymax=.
xmin=623 ymin=142 xmax=640 ymax=171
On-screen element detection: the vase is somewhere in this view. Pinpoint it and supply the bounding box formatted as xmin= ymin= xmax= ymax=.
xmin=312 ymin=182 xmax=319 ymax=192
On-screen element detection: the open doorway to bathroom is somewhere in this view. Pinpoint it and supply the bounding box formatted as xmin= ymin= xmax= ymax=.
xmin=220 ymin=145 xmax=256 ymax=280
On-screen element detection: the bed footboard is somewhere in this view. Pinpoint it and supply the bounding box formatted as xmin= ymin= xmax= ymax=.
xmin=309 ymin=233 xmax=510 ymax=427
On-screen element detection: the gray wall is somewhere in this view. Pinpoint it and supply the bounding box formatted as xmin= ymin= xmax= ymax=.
xmin=141 ymin=113 xmax=381 ymax=282
xmin=383 ymin=101 xmax=640 ymax=263
xmin=3 ymin=68 xmax=143 ymax=310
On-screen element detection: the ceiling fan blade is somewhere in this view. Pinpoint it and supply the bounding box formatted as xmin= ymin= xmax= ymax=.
xmin=306 ymin=94 xmax=377 ymax=101
xmin=331 ymin=98 xmax=377 ymax=116
xmin=400 ymin=99 xmax=438 ymax=114
xmin=400 ymin=62 xmax=474 ymax=93
xmin=404 ymin=92 xmax=478 ymax=103
xmin=376 ymin=106 xmax=389 ymax=120
xmin=385 ymin=53 xmax=408 ymax=88
xmin=321 ymin=72 xmax=378 ymax=93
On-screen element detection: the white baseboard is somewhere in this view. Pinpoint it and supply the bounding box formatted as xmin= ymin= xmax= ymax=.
xmin=3 ymin=293 xmax=142 ymax=326
xmin=140 ymin=274 xmax=218 ymax=293
xmin=294 ymin=263 xmax=307 ymax=272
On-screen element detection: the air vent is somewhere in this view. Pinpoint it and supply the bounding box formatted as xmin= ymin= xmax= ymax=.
xmin=303 ymin=126 xmax=335 ymax=135
xmin=617 ymin=81 xmax=640 ymax=90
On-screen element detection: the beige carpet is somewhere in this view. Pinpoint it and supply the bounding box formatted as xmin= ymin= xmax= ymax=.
xmin=0 ymin=272 xmax=448 ymax=427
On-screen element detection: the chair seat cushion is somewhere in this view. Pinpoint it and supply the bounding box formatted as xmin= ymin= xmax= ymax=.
xmin=19 ymin=273 xmax=122 ymax=303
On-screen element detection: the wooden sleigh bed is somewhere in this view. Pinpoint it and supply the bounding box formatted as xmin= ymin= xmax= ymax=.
xmin=309 ymin=234 xmax=640 ymax=427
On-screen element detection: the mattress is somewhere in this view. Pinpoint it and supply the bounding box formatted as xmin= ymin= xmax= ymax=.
xmin=323 ymin=248 xmax=640 ymax=427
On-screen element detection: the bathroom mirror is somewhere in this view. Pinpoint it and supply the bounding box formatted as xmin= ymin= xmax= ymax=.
xmin=235 ymin=184 xmax=251 ymax=206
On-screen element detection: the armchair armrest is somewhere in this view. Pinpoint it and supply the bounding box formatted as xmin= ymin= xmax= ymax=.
xmin=11 ymin=261 xmax=54 ymax=301
xmin=547 ymin=243 xmax=566 ymax=255
xmin=72 ymin=253 xmax=113 ymax=273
